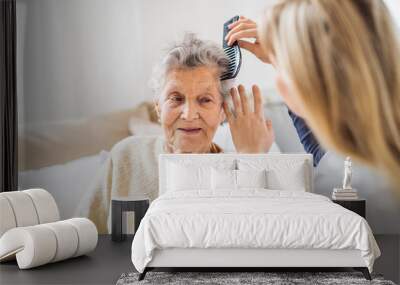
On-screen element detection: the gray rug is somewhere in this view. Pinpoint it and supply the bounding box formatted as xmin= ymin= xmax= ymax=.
xmin=116 ymin=271 xmax=396 ymax=285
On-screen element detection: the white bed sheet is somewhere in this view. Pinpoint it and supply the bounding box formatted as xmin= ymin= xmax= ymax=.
xmin=131 ymin=190 xmax=380 ymax=273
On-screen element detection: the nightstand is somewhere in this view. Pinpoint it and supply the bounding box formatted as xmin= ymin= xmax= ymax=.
xmin=111 ymin=195 xmax=149 ymax=242
xmin=332 ymin=199 xmax=366 ymax=218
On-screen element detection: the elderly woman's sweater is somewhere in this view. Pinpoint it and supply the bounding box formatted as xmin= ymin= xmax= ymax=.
xmin=78 ymin=135 xmax=222 ymax=234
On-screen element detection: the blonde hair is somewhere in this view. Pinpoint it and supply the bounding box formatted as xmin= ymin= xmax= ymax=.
xmin=260 ymin=0 xmax=400 ymax=187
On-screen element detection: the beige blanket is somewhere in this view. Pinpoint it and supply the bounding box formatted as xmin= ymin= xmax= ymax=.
xmin=79 ymin=135 xmax=224 ymax=234
xmin=79 ymin=136 xmax=164 ymax=234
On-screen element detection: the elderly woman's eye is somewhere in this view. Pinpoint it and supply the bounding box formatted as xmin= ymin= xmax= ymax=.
xmin=199 ymin=97 xmax=212 ymax=104
xmin=169 ymin=94 xmax=184 ymax=103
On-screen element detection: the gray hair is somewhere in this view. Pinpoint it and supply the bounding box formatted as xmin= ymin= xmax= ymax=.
xmin=150 ymin=33 xmax=233 ymax=99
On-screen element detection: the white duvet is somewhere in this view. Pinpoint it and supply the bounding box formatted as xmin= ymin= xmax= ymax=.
xmin=131 ymin=190 xmax=380 ymax=273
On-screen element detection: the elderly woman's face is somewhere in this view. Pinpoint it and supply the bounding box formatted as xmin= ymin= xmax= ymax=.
xmin=156 ymin=66 xmax=224 ymax=153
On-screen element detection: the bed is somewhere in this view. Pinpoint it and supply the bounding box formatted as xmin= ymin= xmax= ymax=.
xmin=131 ymin=154 xmax=381 ymax=281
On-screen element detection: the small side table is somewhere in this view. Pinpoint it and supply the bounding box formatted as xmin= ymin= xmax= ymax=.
xmin=111 ymin=196 xmax=149 ymax=242
xmin=332 ymin=199 xmax=366 ymax=218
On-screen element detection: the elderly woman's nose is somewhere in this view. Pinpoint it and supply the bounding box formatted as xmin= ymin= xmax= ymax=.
xmin=181 ymin=101 xmax=200 ymax=120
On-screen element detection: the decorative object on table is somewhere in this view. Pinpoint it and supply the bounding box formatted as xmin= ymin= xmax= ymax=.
xmin=116 ymin=271 xmax=395 ymax=285
xmin=332 ymin=157 xmax=359 ymax=200
xmin=0 ymin=189 xmax=98 ymax=269
xmin=332 ymin=199 xmax=366 ymax=218
xmin=111 ymin=195 xmax=149 ymax=242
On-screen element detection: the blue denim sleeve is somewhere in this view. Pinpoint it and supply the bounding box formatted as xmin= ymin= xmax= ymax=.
xmin=288 ymin=109 xmax=325 ymax=166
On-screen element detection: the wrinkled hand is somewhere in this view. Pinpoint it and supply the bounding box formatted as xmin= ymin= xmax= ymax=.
xmin=225 ymin=16 xmax=270 ymax=63
xmin=223 ymin=85 xmax=275 ymax=153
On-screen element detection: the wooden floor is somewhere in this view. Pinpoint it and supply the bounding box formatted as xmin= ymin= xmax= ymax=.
xmin=0 ymin=235 xmax=398 ymax=284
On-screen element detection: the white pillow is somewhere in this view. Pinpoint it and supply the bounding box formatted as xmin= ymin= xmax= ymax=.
xmin=211 ymin=168 xmax=236 ymax=190
xmin=267 ymin=163 xmax=306 ymax=191
xmin=167 ymin=162 xmax=212 ymax=192
xmin=237 ymin=169 xmax=268 ymax=189
xmin=211 ymin=168 xmax=268 ymax=190
xmin=237 ymin=158 xmax=308 ymax=191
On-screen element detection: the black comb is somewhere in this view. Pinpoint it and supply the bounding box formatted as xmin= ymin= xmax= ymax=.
xmin=221 ymin=16 xmax=242 ymax=81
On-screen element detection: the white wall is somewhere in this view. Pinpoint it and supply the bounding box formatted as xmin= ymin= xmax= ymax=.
xmin=18 ymin=0 xmax=143 ymax=123
xmin=17 ymin=0 xmax=276 ymax=124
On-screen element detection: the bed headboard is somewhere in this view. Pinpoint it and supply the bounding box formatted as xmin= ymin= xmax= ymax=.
xmin=159 ymin=154 xmax=314 ymax=195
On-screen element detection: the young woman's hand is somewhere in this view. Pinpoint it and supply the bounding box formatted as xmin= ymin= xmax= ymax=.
xmin=225 ymin=16 xmax=270 ymax=63
xmin=223 ymin=85 xmax=275 ymax=153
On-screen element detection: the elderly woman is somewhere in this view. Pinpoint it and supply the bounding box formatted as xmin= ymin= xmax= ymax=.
xmin=80 ymin=34 xmax=275 ymax=233
xmin=152 ymin=34 xmax=228 ymax=154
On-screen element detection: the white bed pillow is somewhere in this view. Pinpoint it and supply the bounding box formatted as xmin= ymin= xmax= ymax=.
xmin=211 ymin=168 xmax=236 ymax=190
xmin=236 ymin=169 xmax=268 ymax=189
xmin=237 ymin=158 xmax=308 ymax=191
xmin=267 ymin=163 xmax=306 ymax=191
xmin=167 ymin=162 xmax=212 ymax=192
xmin=211 ymin=168 xmax=268 ymax=190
